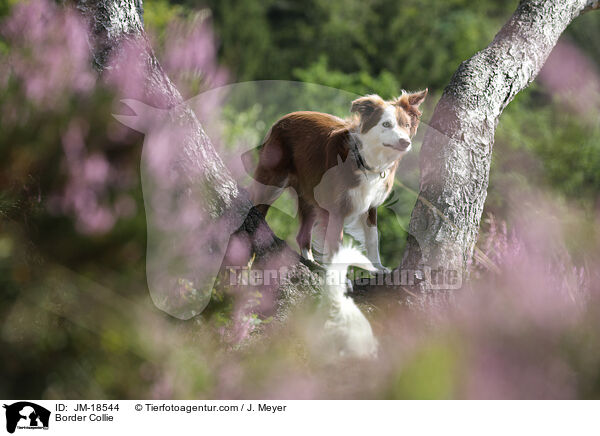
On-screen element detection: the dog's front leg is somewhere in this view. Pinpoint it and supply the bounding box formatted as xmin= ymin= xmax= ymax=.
xmin=323 ymin=211 xmax=344 ymax=263
xmin=362 ymin=208 xmax=389 ymax=273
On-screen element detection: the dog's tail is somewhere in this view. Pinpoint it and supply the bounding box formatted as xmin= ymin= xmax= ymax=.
xmin=322 ymin=246 xmax=378 ymax=359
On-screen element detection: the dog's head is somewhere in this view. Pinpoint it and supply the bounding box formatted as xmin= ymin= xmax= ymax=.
xmin=351 ymin=89 xmax=427 ymax=168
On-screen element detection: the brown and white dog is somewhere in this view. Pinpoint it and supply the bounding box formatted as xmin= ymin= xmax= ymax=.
xmin=251 ymin=90 xmax=427 ymax=270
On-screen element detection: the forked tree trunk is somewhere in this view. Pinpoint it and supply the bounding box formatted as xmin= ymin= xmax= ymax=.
xmin=75 ymin=0 xmax=599 ymax=312
xmin=400 ymin=0 xmax=599 ymax=289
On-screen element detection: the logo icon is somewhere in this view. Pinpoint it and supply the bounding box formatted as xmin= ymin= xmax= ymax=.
xmin=3 ymin=402 xmax=50 ymax=434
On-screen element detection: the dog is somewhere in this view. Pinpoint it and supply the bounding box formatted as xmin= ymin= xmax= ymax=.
xmin=251 ymin=90 xmax=427 ymax=270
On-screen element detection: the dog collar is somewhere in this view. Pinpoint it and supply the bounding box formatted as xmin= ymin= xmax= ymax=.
xmin=350 ymin=139 xmax=376 ymax=173
xmin=349 ymin=134 xmax=393 ymax=179
xmin=353 ymin=147 xmax=374 ymax=172
xmin=351 ymin=142 xmax=390 ymax=180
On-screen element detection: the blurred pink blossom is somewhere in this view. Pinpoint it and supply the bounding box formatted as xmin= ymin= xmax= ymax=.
xmin=539 ymin=39 xmax=600 ymax=118
xmin=104 ymin=38 xmax=149 ymax=103
xmin=2 ymin=0 xmax=95 ymax=108
xmin=161 ymin=15 xmax=229 ymax=96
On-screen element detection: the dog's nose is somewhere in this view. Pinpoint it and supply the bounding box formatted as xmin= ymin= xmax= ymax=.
xmin=397 ymin=138 xmax=411 ymax=150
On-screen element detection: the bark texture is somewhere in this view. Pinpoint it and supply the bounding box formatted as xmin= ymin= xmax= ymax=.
xmin=401 ymin=0 xmax=600 ymax=287
xmin=74 ymin=0 xmax=320 ymax=319
xmin=75 ymin=0 xmax=237 ymax=213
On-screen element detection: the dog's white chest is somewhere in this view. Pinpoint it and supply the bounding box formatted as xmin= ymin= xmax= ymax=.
xmin=347 ymin=171 xmax=389 ymax=216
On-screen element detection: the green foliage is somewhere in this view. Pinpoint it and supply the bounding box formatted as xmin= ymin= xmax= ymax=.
xmin=143 ymin=0 xmax=185 ymax=37
xmin=294 ymin=56 xmax=401 ymax=98
xmin=203 ymin=0 xmax=517 ymax=90
xmin=386 ymin=339 xmax=460 ymax=399
xmin=491 ymin=85 xmax=600 ymax=214
xmin=565 ymin=11 xmax=600 ymax=64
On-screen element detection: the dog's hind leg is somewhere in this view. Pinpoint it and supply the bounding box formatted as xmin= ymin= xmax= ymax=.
xmin=310 ymin=212 xmax=327 ymax=263
xmin=250 ymin=136 xmax=291 ymax=217
xmin=250 ymin=157 xmax=289 ymax=216
xmin=297 ymin=199 xmax=317 ymax=261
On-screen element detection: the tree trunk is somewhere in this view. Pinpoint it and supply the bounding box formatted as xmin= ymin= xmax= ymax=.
xmin=74 ymin=0 xmax=320 ymax=321
xmin=400 ymin=0 xmax=600 ymax=289
xmin=75 ymin=0 xmax=236 ymax=211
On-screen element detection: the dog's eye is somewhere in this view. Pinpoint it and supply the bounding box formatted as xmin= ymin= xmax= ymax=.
xmin=382 ymin=121 xmax=392 ymax=128
xmin=405 ymin=123 xmax=410 ymax=128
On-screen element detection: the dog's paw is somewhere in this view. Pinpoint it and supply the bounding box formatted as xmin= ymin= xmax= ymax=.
xmin=300 ymin=248 xmax=315 ymax=262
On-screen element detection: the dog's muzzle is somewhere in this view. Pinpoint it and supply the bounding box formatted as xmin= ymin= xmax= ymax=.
xmin=384 ymin=138 xmax=411 ymax=151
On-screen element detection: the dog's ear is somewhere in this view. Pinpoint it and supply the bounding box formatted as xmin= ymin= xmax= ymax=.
xmin=406 ymin=88 xmax=428 ymax=108
xmin=394 ymin=89 xmax=428 ymax=120
xmin=350 ymin=95 xmax=383 ymax=118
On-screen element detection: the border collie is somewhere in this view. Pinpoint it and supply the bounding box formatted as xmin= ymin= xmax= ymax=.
xmin=251 ymin=90 xmax=427 ymax=270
